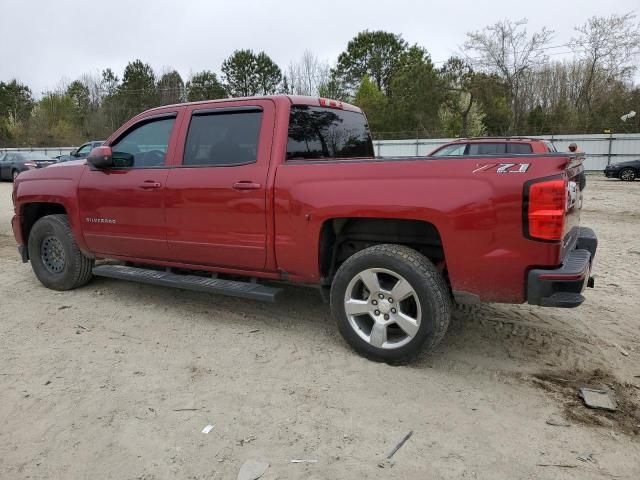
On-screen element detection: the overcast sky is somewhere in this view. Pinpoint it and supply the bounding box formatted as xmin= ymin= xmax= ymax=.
xmin=1 ymin=0 xmax=637 ymax=96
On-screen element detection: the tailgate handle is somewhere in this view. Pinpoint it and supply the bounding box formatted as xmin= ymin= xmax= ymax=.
xmin=233 ymin=181 xmax=262 ymax=191
xmin=139 ymin=180 xmax=162 ymax=189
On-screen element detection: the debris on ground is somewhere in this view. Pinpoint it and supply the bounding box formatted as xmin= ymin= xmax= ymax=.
xmin=386 ymin=430 xmax=413 ymax=459
xmin=577 ymin=453 xmax=596 ymax=463
xmin=290 ymin=459 xmax=317 ymax=463
xmin=579 ymin=388 xmax=617 ymax=412
xmin=612 ymin=343 xmax=630 ymax=357
xmin=237 ymin=459 xmax=269 ymax=480
xmin=236 ymin=435 xmax=256 ymax=446
xmin=172 ymin=408 xmax=199 ymax=412
xmin=58 ymin=305 xmax=71 ymax=310
xmin=545 ymin=415 xmax=571 ymax=427
xmin=201 ymin=424 xmax=214 ymax=434
xmin=536 ymin=463 xmax=578 ymax=468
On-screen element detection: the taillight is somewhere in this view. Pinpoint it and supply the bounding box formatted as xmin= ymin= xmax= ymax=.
xmin=526 ymin=178 xmax=567 ymax=241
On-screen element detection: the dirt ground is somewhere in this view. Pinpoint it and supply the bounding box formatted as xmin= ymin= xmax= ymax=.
xmin=0 ymin=176 xmax=639 ymax=480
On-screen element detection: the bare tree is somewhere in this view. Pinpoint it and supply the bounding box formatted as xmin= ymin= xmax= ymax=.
xmin=570 ymin=12 xmax=640 ymax=115
xmin=464 ymin=18 xmax=553 ymax=131
xmin=286 ymin=50 xmax=330 ymax=96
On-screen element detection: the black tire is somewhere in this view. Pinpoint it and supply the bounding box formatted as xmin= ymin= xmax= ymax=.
xmin=330 ymin=244 xmax=450 ymax=364
xmin=619 ymin=168 xmax=636 ymax=182
xmin=27 ymin=214 xmax=94 ymax=290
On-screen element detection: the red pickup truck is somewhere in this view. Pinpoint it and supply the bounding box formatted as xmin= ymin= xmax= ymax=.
xmin=11 ymin=95 xmax=597 ymax=363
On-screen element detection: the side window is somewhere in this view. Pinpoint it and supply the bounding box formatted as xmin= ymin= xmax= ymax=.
xmin=76 ymin=143 xmax=93 ymax=156
xmin=468 ymin=143 xmax=507 ymax=155
xmin=183 ymin=110 xmax=262 ymax=166
xmin=286 ymin=106 xmax=374 ymax=160
xmin=507 ymin=143 xmax=533 ymax=154
xmin=431 ymin=144 xmax=467 ymax=156
xmin=543 ymin=141 xmax=556 ymax=152
xmin=110 ymin=117 xmax=175 ymax=168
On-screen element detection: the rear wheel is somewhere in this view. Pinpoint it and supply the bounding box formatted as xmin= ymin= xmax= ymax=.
xmin=27 ymin=214 xmax=94 ymax=290
xmin=330 ymin=244 xmax=450 ymax=364
xmin=619 ymin=168 xmax=636 ymax=181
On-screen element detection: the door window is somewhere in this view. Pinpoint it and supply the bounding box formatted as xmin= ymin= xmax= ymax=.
xmin=76 ymin=143 xmax=93 ymax=157
xmin=431 ymin=143 xmax=467 ymax=156
xmin=110 ymin=117 xmax=175 ymax=168
xmin=183 ymin=110 xmax=262 ymax=166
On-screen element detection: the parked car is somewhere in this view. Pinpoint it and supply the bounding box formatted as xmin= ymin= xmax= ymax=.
xmin=428 ymin=137 xmax=557 ymax=156
xmin=11 ymin=96 xmax=597 ymax=363
xmin=56 ymin=140 xmax=104 ymax=162
xmin=0 ymin=151 xmax=57 ymax=181
xmin=603 ymin=159 xmax=639 ymax=181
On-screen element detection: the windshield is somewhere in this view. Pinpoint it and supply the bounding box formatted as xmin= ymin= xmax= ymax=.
xmin=20 ymin=152 xmax=54 ymax=161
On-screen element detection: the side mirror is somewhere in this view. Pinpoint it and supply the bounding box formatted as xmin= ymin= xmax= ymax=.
xmin=87 ymin=146 xmax=114 ymax=169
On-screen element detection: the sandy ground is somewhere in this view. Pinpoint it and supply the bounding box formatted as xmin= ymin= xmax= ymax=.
xmin=0 ymin=176 xmax=639 ymax=480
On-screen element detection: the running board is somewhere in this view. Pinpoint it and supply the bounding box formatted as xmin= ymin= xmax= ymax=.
xmin=92 ymin=265 xmax=282 ymax=302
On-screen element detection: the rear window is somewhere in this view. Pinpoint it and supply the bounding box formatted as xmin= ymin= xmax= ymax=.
xmin=286 ymin=106 xmax=374 ymax=160
xmin=507 ymin=143 xmax=533 ymax=154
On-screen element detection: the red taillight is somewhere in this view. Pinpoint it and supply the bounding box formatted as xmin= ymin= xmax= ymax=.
xmin=319 ymin=98 xmax=344 ymax=109
xmin=527 ymin=178 xmax=567 ymax=241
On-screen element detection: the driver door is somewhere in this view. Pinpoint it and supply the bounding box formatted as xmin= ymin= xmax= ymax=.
xmin=78 ymin=109 xmax=184 ymax=259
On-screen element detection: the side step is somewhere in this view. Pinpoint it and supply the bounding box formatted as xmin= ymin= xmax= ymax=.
xmin=92 ymin=265 xmax=282 ymax=302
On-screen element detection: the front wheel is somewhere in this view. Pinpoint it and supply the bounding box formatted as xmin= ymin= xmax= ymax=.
xmin=619 ymin=168 xmax=636 ymax=181
xmin=330 ymin=244 xmax=451 ymax=364
xmin=27 ymin=214 xmax=94 ymax=290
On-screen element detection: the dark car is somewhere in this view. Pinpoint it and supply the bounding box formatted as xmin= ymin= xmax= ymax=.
xmin=56 ymin=140 xmax=104 ymax=163
xmin=0 ymin=151 xmax=57 ymax=181
xmin=604 ymin=159 xmax=639 ymax=181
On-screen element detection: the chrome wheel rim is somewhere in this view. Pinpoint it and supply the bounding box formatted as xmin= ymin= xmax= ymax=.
xmin=344 ymin=268 xmax=422 ymax=349
xmin=41 ymin=236 xmax=66 ymax=273
xmin=620 ymin=169 xmax=635 ymax=181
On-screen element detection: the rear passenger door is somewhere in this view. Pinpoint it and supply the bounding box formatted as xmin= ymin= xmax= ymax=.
xmin=164 ymin=100 xmax=275 ymax=270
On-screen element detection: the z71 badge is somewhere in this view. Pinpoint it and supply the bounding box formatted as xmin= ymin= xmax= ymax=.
xmin=473 ymin=163 xmax=530 ymax=174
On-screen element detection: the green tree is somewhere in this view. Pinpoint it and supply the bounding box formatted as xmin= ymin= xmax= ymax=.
xmin=157 ymin=70 xmax=184 ymax=105
xmin=334 ymin=31 xmax=408 ymax=94
xmin=186 ymin=71 xmax=226 ymax=101
xmin=66 ymin=80 xmax=91 ymax=133
xmin=119 ymin=59 xmax=157 ymax=117
xmin=0 ymin=80 xmax=34 ymax=146
xmin=255 ymin=52 xmax=282 ymax=95
xmin=353 ymin=75 xmax=387 ymax=134
xmin=222 ymin=50 xmax=260 ymax=97
xmin=222 ymin=50 xmax=282 ymax=96
xmin=471 ymin=74 xmax=512 ymax=135
xmin=386 ymin=48 xmax=445 ymax=135
xmin=28 ymin=92 xmax=82 ymax=146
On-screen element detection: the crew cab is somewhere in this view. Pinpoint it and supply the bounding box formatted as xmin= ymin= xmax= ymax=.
xmin=11 ymin=96 xmax=597 ymax=363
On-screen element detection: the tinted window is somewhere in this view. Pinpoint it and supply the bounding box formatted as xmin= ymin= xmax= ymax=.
xmin=183 ymin=110 xmax=262 ymax=166
xmin=507 ymin=143 xmax=533 ymax=154
xmin=468 ymin=143 xmax=507 ymax=155
xmin=431 ymin=144 xmax=466 ymax=156
xmin=111 ymin=117 xmax=175 ymax=168
xmin=543 ymin=141 xmax=556 ymax=152
xmin=286 ymin=106 xmax=374 ymax=160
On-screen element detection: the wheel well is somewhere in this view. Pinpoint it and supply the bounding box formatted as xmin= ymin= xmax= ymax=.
xmin=21 ymin=203 xmax=67 ymax=245
xmin=319 ymin=218 xmax=445 ymax=284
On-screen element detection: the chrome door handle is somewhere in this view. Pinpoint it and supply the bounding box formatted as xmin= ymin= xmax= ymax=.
xmin=140 ymin=180 xmax=162 ymax=189
xmin=232 ymin=182 xmax=262 ymax=191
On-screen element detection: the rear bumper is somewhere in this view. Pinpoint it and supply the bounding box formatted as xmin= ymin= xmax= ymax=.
xmin=527 ymin=227 xmax=597 ymax=308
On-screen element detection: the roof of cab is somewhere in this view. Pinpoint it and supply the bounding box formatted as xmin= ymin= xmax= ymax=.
xmin=143 ymin=95 xmax=363 ymax=114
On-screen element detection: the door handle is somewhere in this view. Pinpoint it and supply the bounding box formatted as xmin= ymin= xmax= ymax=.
xmin=232 ymin=181 xmax=262 ymax=191
xmin=139 ymin=180 xmax=162 ymax=189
